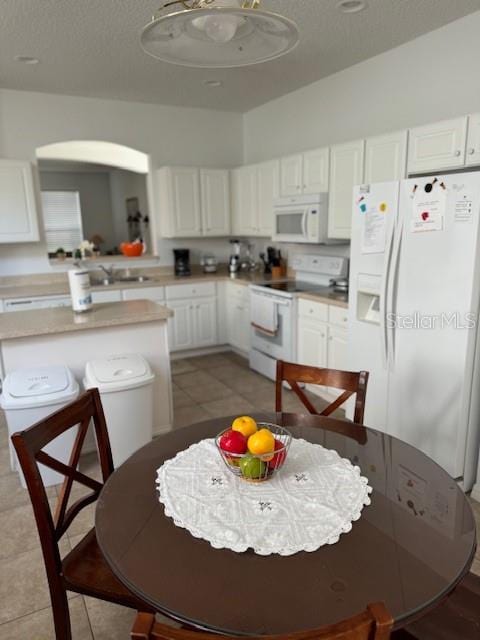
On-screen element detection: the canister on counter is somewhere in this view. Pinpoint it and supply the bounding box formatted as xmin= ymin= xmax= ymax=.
xmin=68 ymin=269 xmax=92 ymax=313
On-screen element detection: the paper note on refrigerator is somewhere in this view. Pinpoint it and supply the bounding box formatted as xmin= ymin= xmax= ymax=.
xmin=411 ymin=189 xmax=446 ymax=233
xmin=454 ymin=192 xmax=474 ymax=223
xmin=361 ymin=203 xmax=387 ymax=254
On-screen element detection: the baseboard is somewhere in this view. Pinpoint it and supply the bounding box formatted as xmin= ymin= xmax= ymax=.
xmin=470 ymin=482 xmax=480 ymax=503
xmin=153 ymin=424 xmax=172 ymax=437
xmin=170 ymin=345 xmax=231 ymax=360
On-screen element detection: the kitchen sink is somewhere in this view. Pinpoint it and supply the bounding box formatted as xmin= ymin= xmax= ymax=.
xmin=116 ymin=276 xmax=150 ymax=283
xmin=90 ymin=275 xmax=151 ymax=286
xmin=90 ymin=277 xmax=115 ymax=286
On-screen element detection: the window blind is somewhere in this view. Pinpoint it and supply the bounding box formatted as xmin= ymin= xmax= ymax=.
xmin=41 ymin=191 xmax=83 ymax=254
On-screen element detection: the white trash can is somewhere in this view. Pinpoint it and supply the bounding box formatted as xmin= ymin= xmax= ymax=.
xmin=0 ymin=365 xmax=79 ymax=488
xmin=83 ymin=354 xmax=155 ymax=468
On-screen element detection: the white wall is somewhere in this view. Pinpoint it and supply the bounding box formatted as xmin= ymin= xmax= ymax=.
xmin=244 ymin=11 xmax=480 ymax=163
xmin=0 ymin=89 xmax=243 ymax=275
xmin=109 ymin=169 xmax=149 ymax=247
xmin=39 ymin=170 xmax=116 ymax=250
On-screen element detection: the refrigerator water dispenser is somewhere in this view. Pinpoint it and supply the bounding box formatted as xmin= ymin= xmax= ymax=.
xmin=356 ymin=274 xmax=382 ymax=324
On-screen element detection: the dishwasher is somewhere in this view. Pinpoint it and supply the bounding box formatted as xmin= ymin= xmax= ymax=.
xmin=3 ymin=295 xmax=71 ymax=312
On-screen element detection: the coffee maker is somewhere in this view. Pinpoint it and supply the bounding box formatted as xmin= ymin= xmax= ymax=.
xmin=173 ymin=249 xmax=191 ymax=277
xmin=229 ymin=239 xmax=241 ymax=274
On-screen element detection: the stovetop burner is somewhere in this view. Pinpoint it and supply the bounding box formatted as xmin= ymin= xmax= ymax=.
xmin=254 ymin=280 xmax=348 ymax=303
xmin=260 ymin=280 xmax=329 ymax=294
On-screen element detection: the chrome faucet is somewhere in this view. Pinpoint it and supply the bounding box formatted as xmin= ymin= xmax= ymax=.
xmin=99 ymin=264 xmax=115 ymax=278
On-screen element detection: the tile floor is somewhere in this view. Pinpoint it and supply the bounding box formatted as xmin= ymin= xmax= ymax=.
xmin=0 ymin=350 xmax=479 ymax=638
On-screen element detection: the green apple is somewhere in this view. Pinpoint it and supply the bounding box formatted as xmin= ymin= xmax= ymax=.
xmin=239 ymin=453 xmax=266 ymax=480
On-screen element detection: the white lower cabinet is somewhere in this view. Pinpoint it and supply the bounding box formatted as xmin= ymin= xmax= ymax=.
xmin=297 ymin=298 xmax=349 ymax=399
xmin=121 ymin=286 xmax=165 ymax=303
xmin=167 ymin=299 xmax=195 ymax=351
xmin=166 ymin=283 xmax=218 ymax=352
xmin=297 ymin=317 xmax=328 ymax=396
xmin=91 ymin=289 xmax=122 ymax=304
xmin=193 ymin=298 xmax=217 ymax=347
xmin=327 ymin=326 xmax=348 ymax=398
xmin=225 ymin=282 xmax=250 ymax=353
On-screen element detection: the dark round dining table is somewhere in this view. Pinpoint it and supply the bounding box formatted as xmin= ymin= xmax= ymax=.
xmin=95 ymin=412 xmax=477 ymax=634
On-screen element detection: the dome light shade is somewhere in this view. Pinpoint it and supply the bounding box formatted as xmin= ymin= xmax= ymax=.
xmin=141 ymin=1 xmax=299 ymax=68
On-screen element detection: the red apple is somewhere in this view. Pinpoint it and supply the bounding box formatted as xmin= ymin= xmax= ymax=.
xmin=268 ymin=439 xmax=287 ymax=469
xmin=219 ymin=429 xmax=247 ymax=455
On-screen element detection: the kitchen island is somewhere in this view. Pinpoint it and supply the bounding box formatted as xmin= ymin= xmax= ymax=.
xmin=0 ymin=299 xmax=174 ymax=436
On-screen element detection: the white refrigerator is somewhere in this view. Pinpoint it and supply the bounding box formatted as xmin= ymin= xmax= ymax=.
xmin=348 ymin=171 xmax=480 ymax=491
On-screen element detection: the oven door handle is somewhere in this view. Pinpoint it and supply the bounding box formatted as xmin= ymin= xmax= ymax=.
xmin=251 ymin=293 xmax=290 ymax=306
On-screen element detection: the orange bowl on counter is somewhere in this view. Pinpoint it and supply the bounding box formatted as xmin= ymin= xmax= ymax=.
xmin=120 ymin=242 xmax=144 ymax=257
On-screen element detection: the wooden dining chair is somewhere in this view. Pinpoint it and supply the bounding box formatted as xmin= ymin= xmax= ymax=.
xmin=394 ymin=571 xmax=480 ymax=639
xmin=131 ymin=603 xmax=393 ymax=640
xmin=275 ymin=360 xmax=369 ymax=425
xmin=11 ymin=388 xmax=154 ymax=640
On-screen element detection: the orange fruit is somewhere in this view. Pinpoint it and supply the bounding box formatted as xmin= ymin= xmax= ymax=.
xmin=247 ymin=428 xmax=275 ymax=460
xmin=232 ymin=416 xmax=257 ymax=438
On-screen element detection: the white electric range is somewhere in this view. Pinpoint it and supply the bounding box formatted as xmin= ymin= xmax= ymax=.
xmin=249 ymin=254 xmax=349 ymax=380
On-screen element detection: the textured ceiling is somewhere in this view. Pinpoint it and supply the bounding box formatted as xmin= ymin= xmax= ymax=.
xmin=0 ymin=0 xmax=479 ymax=112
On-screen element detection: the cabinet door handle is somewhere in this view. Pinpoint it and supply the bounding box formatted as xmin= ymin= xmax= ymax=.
xmin=469 ymin=148 xmax=476 ymax=155
xmin=455 ymin=150 xmax=461 ymax=157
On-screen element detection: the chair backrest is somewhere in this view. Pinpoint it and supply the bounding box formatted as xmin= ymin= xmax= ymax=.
xmin=275 ymin=360 xmax=369 ymax=425
xmin=132 ymin=603 xmax=392 ymax=640
xmin=11 ymin=388 xmax=113 ymax=622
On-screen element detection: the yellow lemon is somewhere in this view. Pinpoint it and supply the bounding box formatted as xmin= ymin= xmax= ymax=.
xmin=232 ymin=416 xmax=258 ymax=438
xmin=248 ymin=428 xmax=275 ymax=460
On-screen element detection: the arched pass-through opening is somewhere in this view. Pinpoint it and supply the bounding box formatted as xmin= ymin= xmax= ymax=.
xmin=36 ymin=140 xmax=150 ymax=174
xmin=35 ymin=141 xmax=156 ymax=259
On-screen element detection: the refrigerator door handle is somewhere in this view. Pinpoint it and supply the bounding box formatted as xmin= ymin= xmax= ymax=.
xmin=387 ymin=217 xmax=404 ymax=371
xmin=381 ymin=221 xmax=395 ymax=368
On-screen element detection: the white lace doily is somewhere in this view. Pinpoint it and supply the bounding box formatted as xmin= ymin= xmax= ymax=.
xmin=156 ymin=438 xmax=372 ymax=556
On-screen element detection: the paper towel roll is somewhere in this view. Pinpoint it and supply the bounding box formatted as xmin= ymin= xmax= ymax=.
xmin=68 ymin=269 xmax=92 ymax=313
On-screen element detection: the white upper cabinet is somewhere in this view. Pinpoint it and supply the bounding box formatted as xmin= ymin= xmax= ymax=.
xmin=280 ymin=154 xmax=303 ymax=196
xmin=256 ymin=160 xmax=279 ymax=237
xmin=231 ymin=165 xmax=257 ymax=236
xmin=232 ymin=161 xmax=279 ymax=237
xmin=466 ymin=113 xmax=480 ymax=167
xmin=303 ymin=147 xmax=329 ymax=194
xmin=364 ymin=130 xmax=407 ymax=183
xmin=200 ymin=169 xmax=230 ymax=236
xmin=280 ymin=148 xmax=329 ymax=196
xmin=407 ymin=117 xmax=468 ymax=173
xmin=0 ymin=159 xmax=40 ymax=243
xmin=162 ymin=167 xmax=201 ymax=237
xmin=328 ymin=140 xmax=364 ymax=240
xmin=157 ymin=166 xmax=230 ymax=238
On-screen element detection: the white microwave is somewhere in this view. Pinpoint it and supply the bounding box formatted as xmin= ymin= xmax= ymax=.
xmin=272 ymin=194 xmax=329 ymax=243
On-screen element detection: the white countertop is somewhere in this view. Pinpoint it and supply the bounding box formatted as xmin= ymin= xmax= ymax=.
xmin=0 ymin=299 xmax=173 ymax=340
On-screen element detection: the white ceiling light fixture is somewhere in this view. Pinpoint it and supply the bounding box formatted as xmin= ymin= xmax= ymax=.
xmin=337 ymin=0 xmax=367 ymax=14
xmin=141 ymin=0 xmax=299 ymax=68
